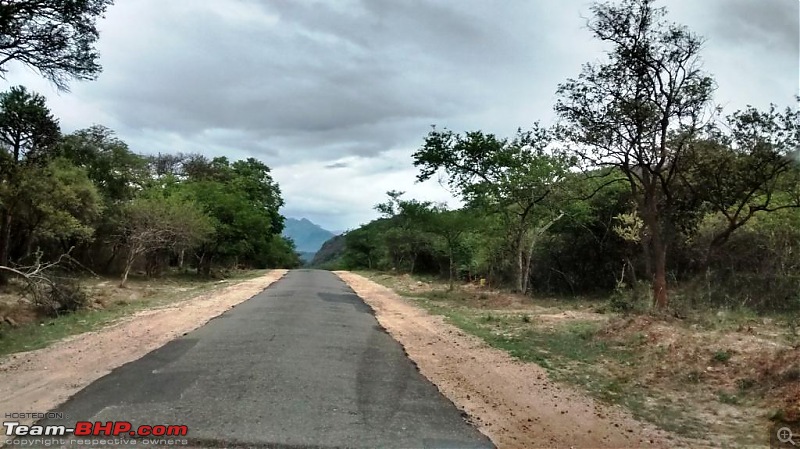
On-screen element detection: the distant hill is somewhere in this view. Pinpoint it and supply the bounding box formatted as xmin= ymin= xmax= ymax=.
xmin=311 ymin=234 xmax=346 ymax=268
xmin=282 ymin=218 xmax=336 ymax=261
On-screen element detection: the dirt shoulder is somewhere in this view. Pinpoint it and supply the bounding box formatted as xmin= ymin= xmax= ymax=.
xmin=336 ymin=271 xmax=688 ymax=449
xmin=0 ymin=270 xmax=287 ymax=428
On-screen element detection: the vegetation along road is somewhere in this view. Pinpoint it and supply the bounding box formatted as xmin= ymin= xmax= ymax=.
xmin=0 ymin=0 xmax=796 ymax=448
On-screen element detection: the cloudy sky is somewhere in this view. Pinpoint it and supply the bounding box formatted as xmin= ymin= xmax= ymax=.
xmin=4 ymin=0 xmax=798 ymax=232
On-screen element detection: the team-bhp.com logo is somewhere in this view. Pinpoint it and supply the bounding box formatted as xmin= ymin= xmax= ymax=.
xmin=4 ymin=421 xmax=188 ymax=437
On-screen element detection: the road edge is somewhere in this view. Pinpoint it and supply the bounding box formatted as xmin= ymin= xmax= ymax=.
xmin=0 ymin=270 xmax=288 ymax=431
xmin=335 ymin=271 xmax=686 ymax=449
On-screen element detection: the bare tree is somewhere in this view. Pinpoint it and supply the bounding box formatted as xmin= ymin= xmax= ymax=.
xmin=0 ymin=248 xmax=89 ymax=316
xmin=118 ymin=197 xmax=212 ymax=287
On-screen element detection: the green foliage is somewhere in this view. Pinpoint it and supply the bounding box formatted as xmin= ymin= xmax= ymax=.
xmin=0 ymin=85 xmax=62 ymax=279
xmin=14 ymin=158 xmax=103 ymax=254
xmin=0 ymin=85 xmax=61 ymax=168
xmin=712 ymin=350 xmax=732 ymax=363
xmin=0 ymin=86 xmax=297 ymax=284
xmin=172 ymin=157 xmax=291 ymax=273
xmin=58 ymin=126 xmax=149 ymax=203
xmin=413 ymin=125 xmax=573 ymax=292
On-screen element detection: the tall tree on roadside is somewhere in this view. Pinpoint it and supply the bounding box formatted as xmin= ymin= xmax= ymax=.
xmin=0 ymin=86 xmax=60 ymax=283
xmin=424 ymin=206 xmax=476 ymax=291
xmin=57 ymin=125 xmax=148 ymax=271
xmin=414 ymin=125 xmax=570 ymax=293
xmin=555 ymin=0 xmax=716 ymax=307
xmin=0 ymin=0 xmax=114 ymax=90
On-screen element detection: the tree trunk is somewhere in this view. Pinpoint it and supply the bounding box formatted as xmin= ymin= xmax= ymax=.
xmin=22 ymin=230 xmax=34 ymax=261
xmin=642 ymin=194 xmax=668 ymax=308
xmin=104 ymin=245 xmax=119 ymax=274
xmin=448 ymin=243 xmax=455 ymax=291
xmin=0 ymin=209 xmax=12 ymax=286
xmin=522 ymin=214 xmax=564 ymax=295
xmin=120 ymin=253 xmax=135 ymax=288
xmin=522 ymin=238 xmax=535 ymax=295
xmin=515 ymin=228 xmax=526 ymax=293
xmin=624 ymin=256 xmax=637 ymax=286
xmin=651 ymin=233 xmax=668 ymax=308
xmin=201 ymin=255 xmax=212 ymax=277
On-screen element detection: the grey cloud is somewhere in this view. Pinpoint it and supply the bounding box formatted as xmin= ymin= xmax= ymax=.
xmin=324 ymin=162 xmax=349 ymax=169
xmin=706 ymin=0 xmax=798 ymax=54
xmin=68 ymin=0 xmax=551 ymax=167
xmin=6 ymin=0 xmax=794 ymax=230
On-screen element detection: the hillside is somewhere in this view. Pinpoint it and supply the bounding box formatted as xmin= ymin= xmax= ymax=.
xmin=282 ymin=218 xmax=336 ymax=260
xmin=310 ymin=234 xmax=347 ymax=267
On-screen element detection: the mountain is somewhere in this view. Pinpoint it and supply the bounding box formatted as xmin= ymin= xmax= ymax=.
xmin=282 ymin=218 xmax=336 ymax=261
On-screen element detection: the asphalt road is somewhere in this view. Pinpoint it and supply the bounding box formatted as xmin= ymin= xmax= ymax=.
xmin=30 ymin=270 xmax=493 ymax=449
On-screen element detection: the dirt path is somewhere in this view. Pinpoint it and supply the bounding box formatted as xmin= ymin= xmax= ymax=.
xmin=0 ymin=270 xmax=287 ymax=428
xmin=337 ymin=271 xmax=689 ymax=449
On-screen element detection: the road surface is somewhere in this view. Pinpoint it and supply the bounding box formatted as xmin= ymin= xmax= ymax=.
xmin=30 ymin=270 xmax=493 ymax=448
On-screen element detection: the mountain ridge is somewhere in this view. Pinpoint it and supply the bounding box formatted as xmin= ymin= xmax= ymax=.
xmin=282 ymin=218 xmax=336 ymax=261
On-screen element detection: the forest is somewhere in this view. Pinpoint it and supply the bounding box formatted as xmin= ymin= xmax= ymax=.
xmin=0 ymin=87 xmax=300 ymax=314
xmin=324 ymin=0 xmax=800 ymax=314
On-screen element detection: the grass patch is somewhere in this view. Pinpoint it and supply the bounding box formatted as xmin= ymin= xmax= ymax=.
xmin=0 ymin=270 xmax=267 ymax=357
xmin=434 ymin=306 xmax=707 ymax=437
xmin=364 ymin=271 xmax=710 ymax=439
xmin=435 ymin=306 xmax=708 ymax=437
xmin=359 ymin=271 xmax=796 ymax=445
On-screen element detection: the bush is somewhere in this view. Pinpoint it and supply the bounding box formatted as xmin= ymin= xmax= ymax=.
xmin=712 ymin=350 xmax=732 ymax=363
xmin=608 ymin=281 xmax=651 ymax=313
xmin=33 ymin=279 xmax=89 ymax=317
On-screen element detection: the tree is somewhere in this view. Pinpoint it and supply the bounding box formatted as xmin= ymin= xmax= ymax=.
xmin=683 ymin=104 xmax=800 ymax=253
xmin=14 ymin=158 xmax=102 ymax=260
xmin=0 ymin=85 xmax=60 ymax=283
xmin=424 ymin=206 xmax=476 ymax=290
xmin=231 ymin=158 xmax=285 ymax=235
xmin=58 ymin=126 xmax=148 ymax=271
xmin=555 ymin=0 xmax=715 ymax=307
xmin=414 ymin=125 xmax=570 ymax=293
xmin=175 ymin=158 xmax=287 ymax=275
xmin=58 ymin=125 xmax=148 ymax=203
xmin=118 ymin=195 xmax=212 ymax=287
xmin=0 ymin=86 xmax=60 ymax=169
xmin=0 ymin=0 xmax=114 ymax=90
xmin=343 ymin=224 xmax=384 ymax=270
xmin=375 ymin=191 xmax=437 ymax=273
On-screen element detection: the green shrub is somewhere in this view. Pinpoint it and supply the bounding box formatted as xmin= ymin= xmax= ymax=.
xmin=712 ymin=350 xmax=732 ymax=363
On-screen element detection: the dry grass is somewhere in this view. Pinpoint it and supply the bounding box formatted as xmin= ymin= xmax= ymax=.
xmin=0 ymin=270 xmax=267 ymax=356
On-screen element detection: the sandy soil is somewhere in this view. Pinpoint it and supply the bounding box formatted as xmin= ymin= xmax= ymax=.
xmin=336 ymin=271 xmax=691 ymax=449
xmin=0 ymin=270 xmax=287 ymax=428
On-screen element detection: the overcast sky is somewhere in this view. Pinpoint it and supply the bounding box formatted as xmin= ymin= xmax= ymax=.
xmin=4 ymin=0 xmax=798 ymax=232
